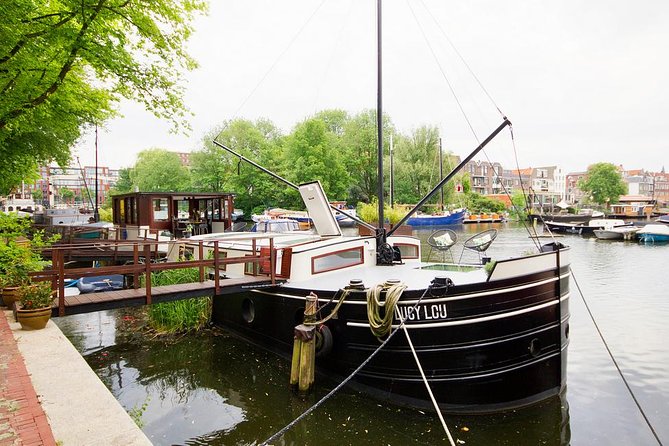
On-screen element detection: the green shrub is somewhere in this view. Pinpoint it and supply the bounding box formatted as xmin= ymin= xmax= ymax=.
xmin=140 ymin=267 xmax=211 ymax=334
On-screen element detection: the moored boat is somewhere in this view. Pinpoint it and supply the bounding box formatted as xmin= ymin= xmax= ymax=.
xmin=637 ymin=224 xmax=669 ymax=243
xmin=406 ymin=208 xmax=467 ymax=226
xmin=544 ymin=218 xmax=631 ymax=235
xmin=201 ymin=0 xmax=572 ymax=415
xmin=593 ymin=225 xmax=640 ymax=240
xmin=191 ymin=176 xmax=570 ymax=413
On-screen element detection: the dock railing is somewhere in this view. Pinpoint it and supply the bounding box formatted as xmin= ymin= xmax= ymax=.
xmin=31 ymin=235 xmax=277 ymax=316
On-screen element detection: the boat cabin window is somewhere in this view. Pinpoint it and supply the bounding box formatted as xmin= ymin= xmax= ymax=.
xmin=118 ymin=198 xmax=125 ymax=222
xmin=311 ymin=246 xmax=364 ymax=274
xmin=152 ymin=198 xmax=169 ymax=222
xmin=393 ymin=243 xmax=419 ymax=259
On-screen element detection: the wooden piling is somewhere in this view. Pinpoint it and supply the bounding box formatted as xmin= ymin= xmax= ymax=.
xmin=289 ymin=292 xmax=319 ymax=392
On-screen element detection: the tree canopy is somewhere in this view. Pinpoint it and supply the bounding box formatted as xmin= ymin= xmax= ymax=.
xmin=578 ymin=162 xmax=627 ymax=206
xmin=132 ymin=149 xmax=192 ymax=192
xmin=0 ymin=0 xmax=207 ymax=194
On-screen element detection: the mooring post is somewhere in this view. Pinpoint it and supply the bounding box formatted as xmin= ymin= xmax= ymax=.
xmin=289 ymin=292 xmax=318 ymax=392
xmin=214 ymin=241 xmax=220 ymax=294
xmin=198 ymin=240 xmax=204 ymax=282
xmin=144 ymin=244 xmax=152 ymax=305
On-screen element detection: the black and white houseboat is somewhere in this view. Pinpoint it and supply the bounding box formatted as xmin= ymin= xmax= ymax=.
xmin=193 ymin=2 xmax=572 ymax=414
xmin=189 ymin=167 xmax=570 ymax=413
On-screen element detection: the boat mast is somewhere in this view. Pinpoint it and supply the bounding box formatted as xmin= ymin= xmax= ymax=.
xmin=389 ymin=133 xmax=394 ymax=208
xmin=376 ymin=0 xmax=385 ymax=237
xmin=388 ymin=118 xmax=511 ymax=236
xmin=439 ymin=137 xmax=444 ymax=212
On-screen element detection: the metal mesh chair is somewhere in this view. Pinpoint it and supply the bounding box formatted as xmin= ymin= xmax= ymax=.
xmin=426 ymin=229 xmax=457 ymax=263
xmin=459 ymin=228 xmax=498 ymax=263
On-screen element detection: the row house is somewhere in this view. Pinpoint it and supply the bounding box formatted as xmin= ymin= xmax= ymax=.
xmin=464 ymin=160 xmax=504 ymax=195
xmin=521 ymin=166 xmax=565 ymax=211
xmin=624 ymin=168 xmax=669 ymax=206
xmin=565 ymin=171 xmax=587 ymax=204
xmin=31 ymin=165 xmax=120 ymax=208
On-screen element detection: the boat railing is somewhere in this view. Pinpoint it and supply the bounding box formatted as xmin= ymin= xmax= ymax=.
xmin=30 ymin=236 xmax=278 ymax=316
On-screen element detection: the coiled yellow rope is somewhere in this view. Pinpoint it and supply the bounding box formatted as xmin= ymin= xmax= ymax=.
xmin=366 ymin=280 xmax=407 ymax=338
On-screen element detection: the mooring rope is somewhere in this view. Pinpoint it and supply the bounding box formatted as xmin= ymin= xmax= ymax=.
xmin=260 ymin=285 xmax=439 ymax=446
xmin=366 ymin=280 xmax=407 ymax=338
xmin=303 ymin=289 xmax=351 ymax=326
xmin=571 ymin=268 xmax=663 ymax=445
xmin=402 ymin=324 xmax=456 ymax=446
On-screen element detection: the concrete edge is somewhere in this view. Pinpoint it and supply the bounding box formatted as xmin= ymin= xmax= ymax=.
xmin=5 ymin=310 xmax=152 ymax=445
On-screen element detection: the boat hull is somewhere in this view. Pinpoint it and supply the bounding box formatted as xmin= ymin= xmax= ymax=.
xmin=638 ymin=233 xmax=669 ymax=243
xmin=212 ymin=259 xmax=570 ymax=413
xmin=406 ymin=210 xmax=466 ymax=226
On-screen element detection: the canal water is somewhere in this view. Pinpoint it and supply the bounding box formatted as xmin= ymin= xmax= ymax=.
xmin=54 ymin=223 xmax=668 ymax=445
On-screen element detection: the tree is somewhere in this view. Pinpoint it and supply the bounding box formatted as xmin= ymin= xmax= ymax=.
xmin=213 ymin=119 xmax=285 ymax=216
xmin=190 ymin=126 xmax=235 ymax=193
xmin=58 ymin=188 xmax=75 ymax=205
xmin=341 ymin=110 xmax=394 ymax=203
xmin=132 ymin=149 xmax=191 ymax=192
xmin=284 ymin=118 xmax=350 ymax=206
xmin=0 ymin=0 xmax=207 ymax=193
xmin=392 ymin=126 xmax=441 ymax=206
xmin=313 ymin=109 xmax=349 ymax=136
xmin=109 ymin=168 xmax=134 ymax=195
xmin=578 ymin=163 xmax=627 ymax=207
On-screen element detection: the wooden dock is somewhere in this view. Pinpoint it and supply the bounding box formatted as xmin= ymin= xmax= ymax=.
xmin=52 ymin=277 xmax=278 ymax=316
xmin=29 ymin=237 xmax=281 ymax=317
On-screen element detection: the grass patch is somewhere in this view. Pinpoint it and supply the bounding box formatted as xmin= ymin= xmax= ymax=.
xmin=140 ymin=267 xmax=212 ymax=334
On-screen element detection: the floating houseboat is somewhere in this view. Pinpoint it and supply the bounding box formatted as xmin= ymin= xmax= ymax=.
xmin=111 ymin=192 xmax=236 ymax=238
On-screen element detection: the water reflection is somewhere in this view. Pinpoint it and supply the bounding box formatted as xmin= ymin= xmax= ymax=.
xmin=54 ymin=223 xmax=669 ymax=445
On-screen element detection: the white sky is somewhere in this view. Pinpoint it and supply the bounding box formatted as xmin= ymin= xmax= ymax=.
xmin=73 ymin=0 xmax=669 ymax=175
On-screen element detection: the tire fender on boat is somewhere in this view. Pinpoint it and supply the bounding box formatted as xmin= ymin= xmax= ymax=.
xmin=315 ymin=324 xmax=333 ymax=357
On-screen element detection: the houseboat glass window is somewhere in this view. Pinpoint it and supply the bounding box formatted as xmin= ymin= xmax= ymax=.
xmin=312 ymin=247 xmax=363 ymax=274
xmin=394 ymin=244 xmax=419 ymax=259
xmin=127 ymin=198 xmax=136 ymax=224
xmin=118 ymin=199 xmax=125 ymax=222
xmin=153 ymin=198 xmax=169 ymax=221
xmin=211 ymin=199 xmax=221 ymax=221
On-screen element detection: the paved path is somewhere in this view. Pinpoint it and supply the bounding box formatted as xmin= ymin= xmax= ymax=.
xmin=1 ymin=310 xmax=152 ymax=445
xmin=0 ymin=310 xmax=56 ymax=446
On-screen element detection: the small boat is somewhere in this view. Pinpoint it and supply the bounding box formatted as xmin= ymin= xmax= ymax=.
xmin=544 ymin=218 xmax=631 ymax=235
xmin=637 ymin=224 xmax=669 ymax=243
xmin=406 ymin=208 xmax=466 ymax=226
xmin=656 ymin=214 xmax=669 ymax=225
xmin=249 ymin=218 xmax=302 ymax=233
xmin=76 ymin=275 xmax=124 ymax=293
xmin=593 ymin=225 xmax=640 ymax=240
xmin=331 ymin=201 xmax=358 ymax=227
xmin=529 ymin=209 xmax=604 ymax=224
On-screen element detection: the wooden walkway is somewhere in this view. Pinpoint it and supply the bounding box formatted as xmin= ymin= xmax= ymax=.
xmin=51 ymin=276 xmax=278 ymax=316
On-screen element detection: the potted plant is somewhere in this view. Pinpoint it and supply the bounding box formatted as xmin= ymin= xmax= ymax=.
xmin=1 ymin=216 xmax=58 ymax=307
xmin=16 ymin=282 xmax=55 ymax=330
xmin=0 ymin=261 xmax=33 ymax=308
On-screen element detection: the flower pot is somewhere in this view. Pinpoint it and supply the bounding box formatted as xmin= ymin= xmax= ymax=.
xmin=1 ymin=287 xmax=21 ymax=308
xmin=16 ymin=307 xmax=52 ymax=330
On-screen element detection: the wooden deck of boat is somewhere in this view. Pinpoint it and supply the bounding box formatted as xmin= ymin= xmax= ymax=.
xmin=52 ymin=276 xmax=276 ymax=316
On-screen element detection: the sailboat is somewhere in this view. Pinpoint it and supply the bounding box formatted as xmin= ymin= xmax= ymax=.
xmin=195 ymin=3 xmax=571 ymax=414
